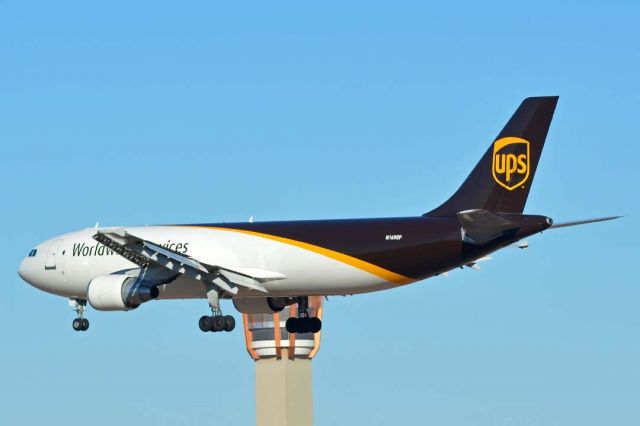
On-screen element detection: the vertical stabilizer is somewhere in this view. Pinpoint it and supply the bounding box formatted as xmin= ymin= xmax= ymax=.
xmin=426 ymin=96 xmax=558 ymax=216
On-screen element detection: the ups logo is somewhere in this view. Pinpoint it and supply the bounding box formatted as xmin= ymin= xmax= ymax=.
xmin=492 ymin=137 xmax=530 ymax=190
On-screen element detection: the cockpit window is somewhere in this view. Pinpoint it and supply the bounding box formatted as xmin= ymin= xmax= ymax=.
xmin=28 ymin=249 xmax=37 ymax=257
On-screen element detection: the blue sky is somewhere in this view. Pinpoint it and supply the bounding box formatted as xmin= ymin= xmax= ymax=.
xmin=1 ymin=1 xmax=638 ymax=425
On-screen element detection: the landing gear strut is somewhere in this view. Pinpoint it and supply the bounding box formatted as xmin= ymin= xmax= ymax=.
xmin=285 ymin=296 xmax=322 ymax=334
xmin=198 ymin=283 xmax=235 ymax=333
xmin=69 ymin=298 xmax=89 ymax=332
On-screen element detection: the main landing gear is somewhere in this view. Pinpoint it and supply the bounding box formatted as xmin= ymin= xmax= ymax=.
xmin=285 ymin=296 xmax=322 ymax=334
xmin=70 ymin=298 xmax=89 ymax=332
xmin=198 ymin=283 xmax=235 ymax=333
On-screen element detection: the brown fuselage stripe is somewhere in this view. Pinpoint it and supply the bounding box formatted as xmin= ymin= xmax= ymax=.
xmin=186 ymin=226 xmax=414 ymax=285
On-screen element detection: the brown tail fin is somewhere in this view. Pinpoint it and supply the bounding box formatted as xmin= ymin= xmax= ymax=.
xmin=425 ymin=96 xmax=558 ymax=217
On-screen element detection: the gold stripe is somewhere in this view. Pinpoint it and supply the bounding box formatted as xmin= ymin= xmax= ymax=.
xmin=186 ymin=226 xmax=413 ymax=285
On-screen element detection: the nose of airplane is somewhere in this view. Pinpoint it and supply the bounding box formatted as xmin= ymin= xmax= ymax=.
xmin=18 ymin=240 xmax=72 ymax=296
xmin=18 ymin=245 xmax=45 ymax=288
xmin=18 ymin=257 xmax=34 ymax=285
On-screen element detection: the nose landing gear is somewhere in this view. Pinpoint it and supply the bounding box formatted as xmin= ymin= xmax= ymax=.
xmin=72 ymin=317 xmax=89 ymax=331
xmin=198 ymin=283 xmax=236 ymax=333
xmin=69 ymin=298 xmax=89 ymax=332
xmin=285 ymin=296 xmax=322 ymax=334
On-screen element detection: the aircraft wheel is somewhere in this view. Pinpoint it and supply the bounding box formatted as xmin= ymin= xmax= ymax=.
xmin=224 ymin=315 xmax=235 ymax=332
xmin=297 ymin=317 xmax=311 ymax=334
xmin=212 ymin=315 xmax=225 ymax=332
xmin=199 ymin=315 xmax=212 ymax=332
xmin=81 ymin=318 xmax=90 ymax=331
xmin=72 ymin=318 xmax=84 ymax=331
xmin=285 ymin=317 xmax=298 ymax=333
xmin=309 ymin=317 xmax=321 ymax=333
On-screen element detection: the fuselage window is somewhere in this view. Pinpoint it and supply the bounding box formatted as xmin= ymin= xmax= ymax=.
xmin=28 ymin=249 xmax=37 ymax=257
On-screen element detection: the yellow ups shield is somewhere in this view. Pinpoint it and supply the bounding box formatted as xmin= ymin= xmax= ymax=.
xmin=492 ymin=137 xmax=530 ymax=190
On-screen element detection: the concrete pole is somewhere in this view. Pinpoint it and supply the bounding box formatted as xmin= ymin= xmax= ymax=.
xmin=243 ymin=298 xmax=322 ymax=426
xmin=255 ymin=357 xmax=313 ymax=426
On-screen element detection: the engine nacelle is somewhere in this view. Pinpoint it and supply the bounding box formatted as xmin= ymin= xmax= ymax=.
xmin=87 ymin=274 xmax=159 ymax=311
xmin=233 ymin=297 xmax=296 ymax=314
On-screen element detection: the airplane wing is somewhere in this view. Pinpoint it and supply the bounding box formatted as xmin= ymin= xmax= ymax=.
xmin=549 ymin=216 xmax=621 ymax=229
xmin=92 ymin=228 xmax=285 ymax=295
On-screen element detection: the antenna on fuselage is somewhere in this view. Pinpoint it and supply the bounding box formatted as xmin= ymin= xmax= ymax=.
xmin=94 ymin=221 xmax=100 ymax=229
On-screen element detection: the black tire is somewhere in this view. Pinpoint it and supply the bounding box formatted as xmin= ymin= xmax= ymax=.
xmin=224 ymin=315 xmax=235 ymax=332
xmin=297 ymin=317 xmax=310 ymax=334
xmin=72 ymin=318 xmax=83 ymax=331
xmin=81 ymin=318 xmax=90 ymax=331
xmin=285 ymin=317 xmax=298 ymax=333
xmin=198 ymin=315 xmax=212 ymax=332
xmin=309 ymin=317 xmax=322 ymax=333
xmin=212 ymin=315 xmax=225 ymax=332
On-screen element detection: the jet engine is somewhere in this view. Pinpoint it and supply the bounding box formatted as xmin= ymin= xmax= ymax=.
xmin=87 ymin=274 xmax=159 ymax=311
xmin=233 ymin=297 xmax=296 ymax=314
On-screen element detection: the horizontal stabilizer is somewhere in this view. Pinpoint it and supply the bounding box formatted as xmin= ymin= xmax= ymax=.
xmin=549 ymin=216 xmax=621 ymax=229
xmin=458 ymin=209 xmax=520 ymax=245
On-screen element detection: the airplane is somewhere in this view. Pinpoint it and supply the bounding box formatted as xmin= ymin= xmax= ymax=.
xmin=18 ymin=96 xmax=619 ymax=335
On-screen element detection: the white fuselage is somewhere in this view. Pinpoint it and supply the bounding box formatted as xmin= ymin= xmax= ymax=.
xmin=18 ymin=226 xmax=402 ymax=302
